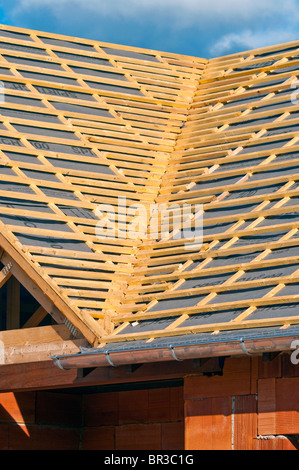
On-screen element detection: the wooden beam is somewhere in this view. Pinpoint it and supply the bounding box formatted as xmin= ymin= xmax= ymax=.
xmin=0 ymin=324 xmax=89 ymax=364
xmin=0 ymin=262 xmax=13 ymax=289
xmin=22 ymin=305 xmax=48 ymax=329
xmin=0 ymin=357 xmax=213 ymax=393
xmin=1 ymin=250 xmax=65 ymax=325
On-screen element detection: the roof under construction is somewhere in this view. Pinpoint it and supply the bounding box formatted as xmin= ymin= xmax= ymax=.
xmin=0 ymin=24 xmax=299 ymax=367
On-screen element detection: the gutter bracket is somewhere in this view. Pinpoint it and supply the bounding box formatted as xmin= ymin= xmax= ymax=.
xmin=54 ymin=357 xmax=70 ymax=371
xmin=105 ymin=351 xmax=117 ymax=367
xmin=170 ymin=345 xmax=183 ymax=362
xmin=240 ymin=338 xmax=253 ymax=356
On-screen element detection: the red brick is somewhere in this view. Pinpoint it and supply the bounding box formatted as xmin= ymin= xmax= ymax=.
xmin=84 ymin=392 xmax=118 ymax=426
xmin=281 ymin=353 xmax=299 ymax=378
xmin=184 ymin=357 xmax=251 ymax=400
xmin=234 ymin=395 xmax=258 ymax=450
xmin=276 ymin=378 xmax=299 ymax=434
xmin=148 ymin=388 xmax=171 ymax=423
xmin=185 ymin=397 xmax=232 ymax=450
xmin=81 ymin=426 xmax=115 ymax=450
xmin=115 ymin=423 xmax=161 ymax=450
xmin=258 ymin=377 xmax=299 ymax=435
xmin=258 ymin=355 xmax=282 ymax=380
xmin=8 ymin=425 xmax=79 ymax=450
xmin=0 ymin=424 xmax=9 ymax=450
xmin=258 ymin=437 xmax=299 ymax=451
xmin=258 ymin=378 xmax=276 ymax=435
xmin=0 ymin=392 xmax=35 ymax=424
xmin=36 ymin=391 xmax=82 ymax=427
xmin=118 ymin=389 xmax=148 ymax=424
xmin=170 ymin=387 xmax=184 ymax=422
xmin=161 ymin=421 xmax=184 ymax=450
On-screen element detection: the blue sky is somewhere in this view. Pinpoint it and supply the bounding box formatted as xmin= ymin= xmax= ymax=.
xmin=0 ymin=0 xmax=299 ymax=59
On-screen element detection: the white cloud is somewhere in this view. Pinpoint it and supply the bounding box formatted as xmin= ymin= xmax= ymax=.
xmin=10 ymin=0 xmax=299 ymax=25
xmin=4 ymin=0 xmax=299 ymax=58
xmin=210 ymin=29 xmax=299 ymax=57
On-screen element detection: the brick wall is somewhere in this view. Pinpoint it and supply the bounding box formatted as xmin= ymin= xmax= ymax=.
xmin=0 ymin=391 xmax=81 ymax=450
xmin=81 ymin=386 xmax=184 ymax=450
xmin=0 ymin=386 xmax=184 ymax=450
xmin=0 ymin=354 xmax=298 ymax=450
xmin=185 ymin=355 xmax=299 ymax=450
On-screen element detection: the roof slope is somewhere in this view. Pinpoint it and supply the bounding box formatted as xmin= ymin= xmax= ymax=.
xmin=0 ymin=25 xmax=299 ymax=352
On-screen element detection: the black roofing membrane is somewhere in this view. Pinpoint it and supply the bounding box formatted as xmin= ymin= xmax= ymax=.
xmin=264 ymin=245 xmax=299 ymax=259
xmin=204 ymin=202 xmax=264 ymax=219
xmin=101 ymin=47 xmax=159 ymax=63
xmin=13 ymin=124 xmax=79 ymax=140
xmin=216 ymin=156 xmax=266 ymax=171
xmin=0 ymin=108 xmax=61 ymax=123
xmin=2 ymin=55 xmax=64 ymax=70
xmin=205 ymin=251 xmax=262 ymax=268
xmin=0 ymin=41 xmax=47 ymax=55
xmin=45 ymin=156 xmax=113 ymax=175
xmin=258 ymin=214 xmax=299 ymax=228
xmin=69 ymin=66 xmax=128 ymax=81
xmin=1 ymin=80 xmax=29 ymax=91
xmin=191 ymin=175 xmax=244 ymax=192
xmin=202 ymin=221 xmax=241 ymax=236
xmin=16 ymin=233 xmax=93 ymax=252
xmin=20 ymin=70 xmax=79 ymax=86
xmin=181 ymin=308 xmax=244 ymax=327
xmin=224 ymin=183 xmax=285 ymax=200
xmin=49 ymin=101 xmax=112 ymax=118
xmin=5 ymin=94 xmax=46 ymax=107
xmin=85 ymin=80 xmax=144 ymax=96
xmin=0 ymin=196 xmax=54 ymax=213
xmin=0 ymin=30 xmax=33 ymax=41
xmin=247 ymin=165 xmax=299 ymax=181
xmin=57 ymin=205 xmax=98 ymax=220
xmin=74 ymin=325 xmax=299 ymax=354
xmin=55 ymin=50 xmax=111 ymax=66
xmin=147 ymin=294 xmax=207 ymax=312
xmin=0 ymin=67 xmax=12 ymax=75
xmin=176 ymin=272 xmax=232 ymax=290
xmin=237 ymin=264 xmax=299 ymax=281
xmin=39 ymin=36 xmax=95 ymax=51
xmin=0 ymin=214 xmax=72 ymax=232
xmin=34 ymin=85 xmax=96 ymax=101
xmin=208 ymin=286 xmax=274 ymax=303
xmin=0 ymin=181 xmax=34 ymax=194
xmin=0 ymin=135 xmax=24 ymax=147
xmin=238 ymin=139 xmax=290 ymax=155
xmin=232 ymin=232 xmax=287 ymax=246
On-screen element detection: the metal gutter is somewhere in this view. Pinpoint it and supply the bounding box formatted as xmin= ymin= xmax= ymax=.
xmin=52 ymin=334 xmax=297 ymax=370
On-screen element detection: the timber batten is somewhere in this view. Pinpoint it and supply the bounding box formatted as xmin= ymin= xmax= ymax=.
xmin=0 ymin=26 xmax=299 ymax=451
xmin=0 ymin=24 xmax=297 ymax=367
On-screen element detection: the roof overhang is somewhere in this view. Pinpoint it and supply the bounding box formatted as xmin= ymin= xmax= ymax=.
xmin=52 ymin=332 xmax=299 ymax=370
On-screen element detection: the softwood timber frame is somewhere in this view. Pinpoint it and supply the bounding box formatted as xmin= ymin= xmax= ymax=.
xmin=0 ymin=25 xmax=298 ymax=368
